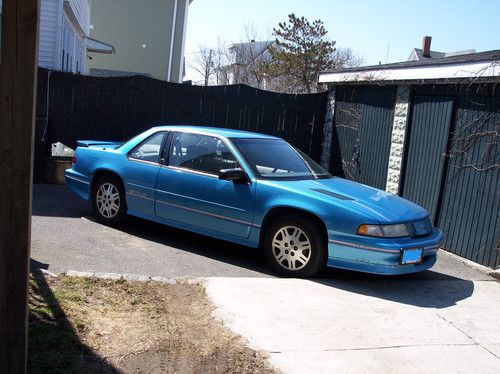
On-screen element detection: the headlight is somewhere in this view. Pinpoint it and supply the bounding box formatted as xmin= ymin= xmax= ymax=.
xmin=357 ymin=223 xmax=410 ymax=238
xmin=380 ymin=224 xmax=410 ymax=237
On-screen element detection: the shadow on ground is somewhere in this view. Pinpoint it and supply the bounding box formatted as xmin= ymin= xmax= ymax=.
xmin=28 ymin=267 xmax=118 ymax=373
xmin=119 ymin=214 xmax=275 ymax=276
xmin=32 ymin=184 xmax=91 ymax=218
xmin=33 ymin=184 xmax=476 ymax=309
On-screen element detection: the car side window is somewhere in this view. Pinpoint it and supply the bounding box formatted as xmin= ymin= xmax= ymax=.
xmin=169 ymin=132 xmax=238 ymax=174
xmin=129 ymin=132 xmax=165 ymax=164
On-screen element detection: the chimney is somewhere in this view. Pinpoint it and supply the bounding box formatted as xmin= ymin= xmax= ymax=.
xmin=422 ymin=36 xmax=432 ymax=58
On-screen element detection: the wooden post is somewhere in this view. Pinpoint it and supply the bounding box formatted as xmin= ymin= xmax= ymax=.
xmin=0 ymin=0 xmax=40 ymax=372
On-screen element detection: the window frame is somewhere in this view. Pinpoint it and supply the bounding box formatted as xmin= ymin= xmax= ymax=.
xmin=164 ymin=131 xmax=241 ymax=178
xmin=127 ymin=131 xmax=169 ymax=166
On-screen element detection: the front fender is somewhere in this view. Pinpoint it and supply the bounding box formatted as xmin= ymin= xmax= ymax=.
xmin=254 ymin=181 xmax=378 ymax=236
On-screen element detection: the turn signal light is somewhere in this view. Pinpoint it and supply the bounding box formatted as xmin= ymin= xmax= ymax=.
xmin=357 ymin=224 xmax=384 ymax=237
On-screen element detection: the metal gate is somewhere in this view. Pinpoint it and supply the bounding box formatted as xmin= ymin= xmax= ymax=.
xmin=402 ymin=92 xmax=499 ymax=268
xmin=437 ymin=95 xmax=500 ymax=268
xmin=332 ymin=86 xmax=396 ymax=189
xmin=401 ymin=96 xmax=454 ymax=222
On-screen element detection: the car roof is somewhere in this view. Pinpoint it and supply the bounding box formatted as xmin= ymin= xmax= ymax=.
xmin=150 ymin=125 xmax=281 ymax=139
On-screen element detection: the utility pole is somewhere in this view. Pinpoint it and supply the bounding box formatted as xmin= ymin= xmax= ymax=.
xmin=0 ymin=0 xmax=40 ymax=372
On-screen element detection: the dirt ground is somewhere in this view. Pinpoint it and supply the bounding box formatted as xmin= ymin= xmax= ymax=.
xmin=28 ymin=273 xmax=275 ymax=374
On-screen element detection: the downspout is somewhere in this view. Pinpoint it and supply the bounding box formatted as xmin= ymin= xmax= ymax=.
xmin=40 ymin=69 xmax=51 ymax=146
xmin=177 ymin=0 xmax=189 ymax=83
xmin=167 ymin=0 xmax=178 ymax=82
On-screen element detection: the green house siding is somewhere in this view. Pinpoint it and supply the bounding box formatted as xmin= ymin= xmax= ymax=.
xmin=88 ymin=0 xmax=188 ymax=82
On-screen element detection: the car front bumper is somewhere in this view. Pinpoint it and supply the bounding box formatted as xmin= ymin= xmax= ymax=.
xmin=326 ymin=228 xmax=443 ymax=275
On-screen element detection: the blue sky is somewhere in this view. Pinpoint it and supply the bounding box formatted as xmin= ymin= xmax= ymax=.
xmin=184 ymin=0 xmax=500 ymax=82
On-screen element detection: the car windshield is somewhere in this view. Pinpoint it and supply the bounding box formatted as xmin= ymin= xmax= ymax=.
xmin=231 ymin=138 xmax=332 ymax=180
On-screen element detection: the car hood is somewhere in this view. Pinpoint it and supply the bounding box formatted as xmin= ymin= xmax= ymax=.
xmin=267 ymin=177 xmax=429 ymax=224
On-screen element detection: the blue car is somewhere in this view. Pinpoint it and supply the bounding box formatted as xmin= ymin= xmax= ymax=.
xmin=65 ymin=126 xmax=443 ymax=277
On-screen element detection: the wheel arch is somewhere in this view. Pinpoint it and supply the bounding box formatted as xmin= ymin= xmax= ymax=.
xmin=259 ymin=206 xmax=328 ymax=247
xmin=91 ymin=169 xmax=126 ymax=194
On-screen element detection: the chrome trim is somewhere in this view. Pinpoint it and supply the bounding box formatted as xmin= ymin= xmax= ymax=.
xmin=127 ymin=182 xmax=156 ymax=191
xmin=329 ymin=239 xmax=441 ymax=254
xmin=163 ymin=165 xmax=219 ymax=179
xmin=126 ymin=192 xmax=155 ymax=202
xmin=156 ymin=188 xmax=246 ymax=212
xmin=127 ymin=157 xmax=161 ymax=167
xmin=156 ymin=199 xmax=253 ymax=226
xmin=127 ymin=187 xmax=261 ymax=228
xmin=422 ymin=245 xmax=441 ymax=251
xmin=65 ymin=174 xmax=90 ymax=185
xmin=328 ymin=239 xmax=400 ymax=254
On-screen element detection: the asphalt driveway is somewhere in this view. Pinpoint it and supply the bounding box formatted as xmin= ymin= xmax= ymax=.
xmin=31 ymin=184 xmax=500 ymax=373
xmin=32 ymin=184 xmax=491 ymax=281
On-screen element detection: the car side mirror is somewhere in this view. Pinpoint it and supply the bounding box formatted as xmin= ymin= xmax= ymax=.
xmin=218 ymin=168 xmax=248 ymax=183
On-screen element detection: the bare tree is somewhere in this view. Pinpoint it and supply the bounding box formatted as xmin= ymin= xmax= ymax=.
xmin=332 ymin=47 xmax=363 ymax=69
xmin=190 ymin=46 xmax=216 ymax=86
xmin=447 ymin=103 xmax=499 ymax=173
xmin=190 ymin=40 xmax=227 ymax=86
xmin=445 ymin=64 xmax=500 ymax=175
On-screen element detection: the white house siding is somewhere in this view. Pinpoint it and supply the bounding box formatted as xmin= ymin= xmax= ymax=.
xmin=61 ymin=16 xmax=85 ymax=73
xmin=38 ymin=0 xmax=59 ymax=68
xmin=65 ymin=0 xmax=90 ymax=34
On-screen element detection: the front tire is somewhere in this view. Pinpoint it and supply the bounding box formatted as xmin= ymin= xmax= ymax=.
xmin=264 ymin=215 xmax=327 ymax=278
xmin=91 ymin=174 xmax=126 ymax=225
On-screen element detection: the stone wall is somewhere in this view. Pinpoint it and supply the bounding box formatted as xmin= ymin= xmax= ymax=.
xmin=320 ymin=88 xmax=336 ymax=170
xmin=385 ymin=86 xmax=411 ymax=194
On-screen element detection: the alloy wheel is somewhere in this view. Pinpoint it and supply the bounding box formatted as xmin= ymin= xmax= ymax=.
xmin=96 ymin=183 xmax=120 ymax=218
xmin=272 ymin=225 xmax=312 ymax=271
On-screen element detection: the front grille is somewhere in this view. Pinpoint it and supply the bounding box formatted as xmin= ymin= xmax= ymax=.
xmin=406 ymin=218 xmax=432 ymax=237
xmin=407 ymin=223 xmax=418 ymax=237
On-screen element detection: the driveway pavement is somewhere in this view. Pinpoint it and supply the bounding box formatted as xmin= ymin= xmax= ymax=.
xmin=32 ymin=184 xmax=499 ymax=373
xmin=31 ymin=184 xmax=492 ymax=281
xmin=207 ymin=277 xmax=499 ymax=374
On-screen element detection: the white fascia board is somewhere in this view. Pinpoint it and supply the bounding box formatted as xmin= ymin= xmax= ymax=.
xmin=318 ymin=61 xmax=500 ymax=84
xmin=85 ymin=37 xmax=114 ymax=54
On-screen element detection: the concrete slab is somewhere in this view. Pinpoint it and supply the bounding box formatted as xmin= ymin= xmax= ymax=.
xmin=270 ymin=345 xmax=498 ymax=374
xmin=206 ymin=278 xmax=500 ymax=373
xmin=433 ymin=250 xmax=495 ymax=281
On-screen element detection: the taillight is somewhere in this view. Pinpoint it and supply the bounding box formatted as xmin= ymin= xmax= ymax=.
xmin=72 ymin=154 xmax=76 ymax=164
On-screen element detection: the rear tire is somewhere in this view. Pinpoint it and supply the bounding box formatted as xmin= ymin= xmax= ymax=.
xmin=91 ymin=174 xmax=126 ymax=225
xmin=264 ymin=214 xmax=327 ymax=278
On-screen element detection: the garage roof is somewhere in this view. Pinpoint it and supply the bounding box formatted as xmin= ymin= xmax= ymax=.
xmin=318 ymin=50 xmax=500 ymax=85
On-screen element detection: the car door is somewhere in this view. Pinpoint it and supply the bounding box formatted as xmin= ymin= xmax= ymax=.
xmin=123 ymin=131 xmax=168 ymax=217
xmin=155 ymin=131 xmax=256 ymax=239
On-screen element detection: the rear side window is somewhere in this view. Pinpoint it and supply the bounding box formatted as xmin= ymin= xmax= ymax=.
xmin=129 ymin=132 xmax=165 ymax=164
xmin=169 ymin=132 xmax=238 ymax=174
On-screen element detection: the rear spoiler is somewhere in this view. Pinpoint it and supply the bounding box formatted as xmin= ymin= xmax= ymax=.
xmin=76 ymin=140 xmax=121 ymax=148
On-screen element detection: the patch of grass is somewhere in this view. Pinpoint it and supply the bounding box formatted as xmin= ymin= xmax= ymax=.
xmin=28 ymin=273 xmax=275 ymax=373
xmin=28 ymin=274 xmax=115 ymax=374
